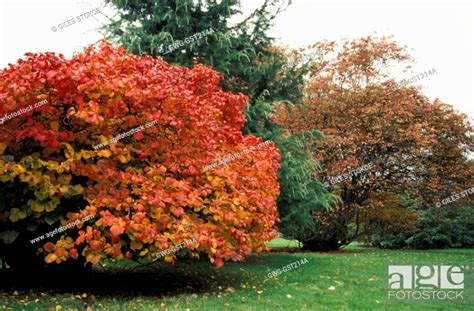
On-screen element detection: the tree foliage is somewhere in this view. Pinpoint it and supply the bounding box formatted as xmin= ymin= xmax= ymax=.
xmin=0 ymin=42 xmax=280 ymax=269
xmin=274 ymin=36 xmax=474 ymax=250
xmin=364 ymin=164 xmax=474 ymax=249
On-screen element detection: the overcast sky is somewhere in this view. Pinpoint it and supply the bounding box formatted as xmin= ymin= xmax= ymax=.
xmin=1 ymin=0 xmax=472 ymax=118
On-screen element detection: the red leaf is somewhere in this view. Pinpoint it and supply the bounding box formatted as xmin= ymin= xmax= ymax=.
xmin=69 ymin=248 xmax=79 ymax=259
xmin=215 ymin=257 xmax=224 ymax=268
xmin=133 ymin=132 xmax=145 ymax=140
xmin=43 ymin=242 xmax=55 ymax=252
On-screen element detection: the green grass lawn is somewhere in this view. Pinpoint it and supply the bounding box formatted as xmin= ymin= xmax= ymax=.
xmin=1 ymin=241 xmax=472 ymax=310
xmin=266 ymin=237 xmax=301 ymax=249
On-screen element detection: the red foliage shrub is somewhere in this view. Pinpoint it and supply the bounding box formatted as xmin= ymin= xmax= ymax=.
xmin=0 ymin=42 xmax=280 ymax=267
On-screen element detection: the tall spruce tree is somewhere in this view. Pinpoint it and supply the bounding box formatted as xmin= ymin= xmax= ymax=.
xmin=103 ymin=0 xmax=335 ymax=242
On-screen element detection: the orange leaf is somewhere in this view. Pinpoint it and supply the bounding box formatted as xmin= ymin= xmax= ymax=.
xmin=110 ymin=224 xmax=124 ymax=236
xmin=172 ymin=207 xmax=184 ymax=217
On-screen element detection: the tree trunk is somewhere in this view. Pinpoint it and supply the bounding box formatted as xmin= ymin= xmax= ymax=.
xmin=301 ymin=233 xmax=343 ymax=251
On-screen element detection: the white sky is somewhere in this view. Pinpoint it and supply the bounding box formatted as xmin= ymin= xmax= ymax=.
xmin=1 ymin=0 xmax=472 ymax=117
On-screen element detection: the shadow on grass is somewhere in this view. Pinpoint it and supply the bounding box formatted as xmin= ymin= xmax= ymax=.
xmin=0 ymin=252 xmax=307 ymax=298
xmin=0 ymin=260 xmax=220 ymax=298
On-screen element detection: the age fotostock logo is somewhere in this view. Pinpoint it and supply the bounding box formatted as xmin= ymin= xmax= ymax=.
xmin=388 ymin=265 xmax=465 ymax=301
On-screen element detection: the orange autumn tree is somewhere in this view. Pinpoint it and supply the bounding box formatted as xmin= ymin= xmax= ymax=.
xmin=0 ymin=41 xmax=280 ymax=271
xmin=273 ymin=36 xmax=473 ymax=250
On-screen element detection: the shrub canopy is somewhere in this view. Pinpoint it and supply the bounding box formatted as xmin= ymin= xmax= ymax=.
xmin=0 ymin=42 xmax=280 ymax=268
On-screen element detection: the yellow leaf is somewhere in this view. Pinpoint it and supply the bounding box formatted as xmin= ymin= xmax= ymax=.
xmin=164 ymin=254 xmax=174 ymax=263
xmin=45 ymin=198 xmax=60 ymax=212
xmin=59 ymin=185 xmax=69 ymax=193
xmin=139 ymin=249 xmax=149 ymax=256
xmin=98 ymin=149 xmax=112 ymax=158
xmin=45 ymin=253 xmax=58 ymax=263
xmin=45 ymin=161 xmax=60 ymax=171
xmin=82 ymin=151 xmax=93 ymax=159
xmin=131 ymin=241 xmax=143 ymax=250
xmin=9 ymin=208 xmax=27 ymax=222
xmin=28 ymin=200 xmax=45 ymax=213
xmin=88 ymin=92 xmax=101 ymax=99
xmin=17 ymin=165 xmax=27 ymax=174
xmin=31 ymin=173 xmax=42 ymax=185
xmin=0 ymin=143 xmax=6 ymax=155
xmin=74 ymin=184 xmax=84 ymax=194
xmin=58 ymin=174 xmax=72 ymax=185
xmin=64 ymin=144 xmax=75 ymax=159
xmin=98 ymin=135 xmax=108 ymax=143
xmin=117 ymin=154 xmax=130 ymax=163
xmin=50 ymin=121 xmax=60 ymax=131
xmin=75 ymin=150 xmax=93 ymax=160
